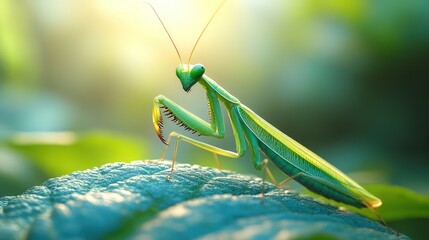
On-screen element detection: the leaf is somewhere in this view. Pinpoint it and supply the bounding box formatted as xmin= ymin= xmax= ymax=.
xmin=349 ymin=184 xmax=429 ymax=221
xmin=6 ymin=131 xmax=148 ymax=177
xmin=303 ymin=184 xmax=429 ymax=222
xmin=0 ymin=161 xmax=408 ymax=239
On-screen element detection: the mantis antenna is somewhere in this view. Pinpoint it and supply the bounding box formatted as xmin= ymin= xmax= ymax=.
xmin=147 ymin=0 xmax=228 ymax=69
xmin=146 ymin=2 xmax=184 ymax=68
xmin=188 ymin=0 xmax=228 ymax=66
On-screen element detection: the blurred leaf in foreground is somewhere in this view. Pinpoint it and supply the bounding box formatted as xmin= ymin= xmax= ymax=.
xmin=6 ymin=131 xmax=148 ymax=177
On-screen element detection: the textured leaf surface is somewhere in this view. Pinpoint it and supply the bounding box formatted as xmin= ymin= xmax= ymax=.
xmin=0 ymin=161 xmax=408 ymax=239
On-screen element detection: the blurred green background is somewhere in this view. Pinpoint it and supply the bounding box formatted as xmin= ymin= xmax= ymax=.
xmin=1 ymin=0 xmax=428 ymax=238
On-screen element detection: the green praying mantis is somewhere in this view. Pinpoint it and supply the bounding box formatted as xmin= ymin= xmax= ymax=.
xmin=148 ymin=1 xmax=391 ymax=230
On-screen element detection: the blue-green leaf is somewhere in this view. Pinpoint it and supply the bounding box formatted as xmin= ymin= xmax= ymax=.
xmin=0 ymin=161 xmax=408 ymax=239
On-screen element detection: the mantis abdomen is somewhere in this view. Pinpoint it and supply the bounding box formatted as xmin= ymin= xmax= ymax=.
xmin=238 ymin=105 xmax=381 ymax=208
xmin=258 ymin=140 xmax=365 ymax=207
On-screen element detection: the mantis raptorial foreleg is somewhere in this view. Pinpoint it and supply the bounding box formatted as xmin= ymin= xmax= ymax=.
xmin=153 ymin=94 xmax=249 ymax=179
xmin=153 ymin=95 xmax=222 ymax=141
xmin=154 ymin=94 xmax=271 ymax=183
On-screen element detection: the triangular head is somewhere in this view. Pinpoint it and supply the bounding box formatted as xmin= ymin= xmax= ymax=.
xmin=176 ymin=64 xmax=205 ymax=92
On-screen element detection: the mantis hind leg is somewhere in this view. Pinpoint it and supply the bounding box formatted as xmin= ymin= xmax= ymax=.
xmin=263 ymin=162 xmax=290 ymax=189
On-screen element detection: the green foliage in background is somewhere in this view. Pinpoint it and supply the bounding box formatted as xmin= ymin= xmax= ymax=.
xmin=353 ymin=185 xmax=429 ymax=221
xmin=0 ymin=0 xmax=39 ymax=86
xmin=306 ymin=184 xmax=429 ymax=221
xmin=6 ymin=131 xmax=147 ymax=176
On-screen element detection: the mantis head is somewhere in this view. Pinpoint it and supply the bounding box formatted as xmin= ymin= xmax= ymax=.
xmin=176 ymin=64 xmax=205 ymax=92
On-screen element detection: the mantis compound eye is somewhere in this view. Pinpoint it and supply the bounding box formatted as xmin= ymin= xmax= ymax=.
xmin=190 ymin=64 xmax=205 ymax=79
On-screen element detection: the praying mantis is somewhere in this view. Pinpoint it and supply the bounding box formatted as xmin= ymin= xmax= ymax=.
xmin=148 ymin=1 xmax=391 ymax=229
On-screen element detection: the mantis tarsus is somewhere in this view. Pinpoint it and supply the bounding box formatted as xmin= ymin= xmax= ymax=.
xmin=148 ymin=1 xmax=393 ymax=232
